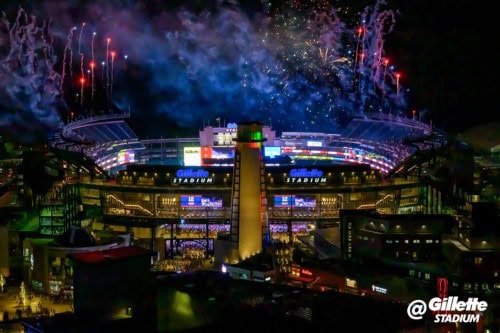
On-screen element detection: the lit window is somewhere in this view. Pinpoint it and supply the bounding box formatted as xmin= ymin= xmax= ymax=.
xmin=424 ymin=273 xmax=431 ymax=280
xmin=474 ymin=257 xmax=483 ymax=264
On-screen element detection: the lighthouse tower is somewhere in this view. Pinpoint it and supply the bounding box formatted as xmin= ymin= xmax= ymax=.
xmin=228 ymin=122 xmax=269 ymax=260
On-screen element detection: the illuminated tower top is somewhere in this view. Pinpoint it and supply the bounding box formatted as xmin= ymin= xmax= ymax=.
xmin=235 ymin=122 xmax=266 ymax=143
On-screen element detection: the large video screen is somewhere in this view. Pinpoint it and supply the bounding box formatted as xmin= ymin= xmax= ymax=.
xmin=264 ymin=146 xmax=281 ymax=158
xmin=180 ymin=195 xmax=222 ymax=208
xmin=211 ymin=147 xmax=234 ymax=159
xmin=201 ymin=196 xmax=223 ymax=207
xmin=293 ymin=196 xmax=316 ymax=207
xmin=184 ymin=147 xmax=201 ymax=166
xmin=274 ymin=195 xmax=316 ymax=208
xmin=274 ymin=195 xmax=293 ymax=207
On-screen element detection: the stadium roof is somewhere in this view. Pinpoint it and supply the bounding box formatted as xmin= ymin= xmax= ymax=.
xmin=63 ymin=114 xmax=138 ymax=144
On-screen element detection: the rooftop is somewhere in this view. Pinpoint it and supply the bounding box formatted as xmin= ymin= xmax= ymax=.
xmin=68 ymin=245 xmax=155 ymax=264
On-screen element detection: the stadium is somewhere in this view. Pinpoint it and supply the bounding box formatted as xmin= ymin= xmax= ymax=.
xmin=43 ymin=111 xmax=447 ymax=270
xmin=50 ymin=111 xmax=444 ymax=175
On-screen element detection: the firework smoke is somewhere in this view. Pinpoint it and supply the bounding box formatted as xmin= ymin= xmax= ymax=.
xmin=3 ymin=0 xmax=407 ymax=139
xmin=0 ymin=8 xmax=64 ymax=142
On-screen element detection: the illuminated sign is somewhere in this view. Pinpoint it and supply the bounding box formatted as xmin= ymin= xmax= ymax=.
xmin=227 ymin=123 xmax=237 ymax=129
xmin=301 ymin=268 xmax=313 ymax=276
xmin=184 ymin=147 xmax=201 ymax=166
xmin=176 ymin=169 xmax=209 ymax=177
xmin=172 ymin=168 xmax=213 ymax=184
xmin=307 ymin=140 xmax=323 ymax=147
xmin=290 ymin=168 xmax=323 ymax=177
xmin=438 ymin=277 xmax=449 ymax=298
xmin=286 ymin=168 xmax=326 ymax=184
xmin=371 ymin=285 xmax=387 ymax=294
xmin=346 ymin=278 xmax=357 ymax=288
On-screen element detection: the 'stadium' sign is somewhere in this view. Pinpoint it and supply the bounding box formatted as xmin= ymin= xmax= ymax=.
xmin=285 ymin=168 xmax=327 ymax=184
xmin=172 ymin=169 xmax=214 ymax=184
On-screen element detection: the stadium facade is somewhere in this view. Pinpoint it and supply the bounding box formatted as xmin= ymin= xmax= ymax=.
xmin=44 ymin=113 xmax=446 ymax=266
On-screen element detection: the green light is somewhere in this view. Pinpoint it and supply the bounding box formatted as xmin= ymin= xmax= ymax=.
xmin=172 ymin=291 xmax=194 ymax=317
xmin=251 ymin=131 xmax=262 ymax=141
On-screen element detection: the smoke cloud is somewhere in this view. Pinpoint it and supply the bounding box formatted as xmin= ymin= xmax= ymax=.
xmin=1 ymin=0 xmax=406 ymax=140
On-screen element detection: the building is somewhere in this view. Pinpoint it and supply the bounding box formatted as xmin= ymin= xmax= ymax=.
xmin=445 ymin=202 xmax=500 ymax=295
xmin=76 ymin=162 xmax=432 ymax=271
xmin=23 ymin=227 xmax=129 ymax=295
xmin=68 ymin=245 xmax=156 ymax=321
xmin=339 ymin=209 xmax=454 ymax=263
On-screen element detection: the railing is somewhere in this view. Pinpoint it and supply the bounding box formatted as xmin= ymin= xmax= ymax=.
xmin=106 ymin=194 xmax=154 ymax=216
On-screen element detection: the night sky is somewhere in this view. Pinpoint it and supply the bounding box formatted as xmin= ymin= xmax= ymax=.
xmin=0 ymin=0 xmax=498 ymax=141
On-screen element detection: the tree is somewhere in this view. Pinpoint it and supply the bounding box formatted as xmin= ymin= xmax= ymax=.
xmin=19 ymin=281 xmax=28 ymax=307
xmin=0 ymin=274 xmax=5 ymax=293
